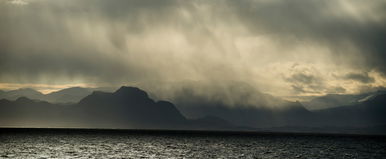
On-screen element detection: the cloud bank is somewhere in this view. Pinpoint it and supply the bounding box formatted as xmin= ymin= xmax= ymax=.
xmin=1 ymin=0 xmax=385 ymax=102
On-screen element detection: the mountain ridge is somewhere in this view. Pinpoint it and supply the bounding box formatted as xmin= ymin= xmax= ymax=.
xmin=0 ymin=86 xmax=385 ymax=134
xmin=0 ymin=86 xmax=238 ymax=130
xmin=302 ymin=90 xmax=386 ymax=110
xmin=0 ymin=87 xmax=107 ymax=104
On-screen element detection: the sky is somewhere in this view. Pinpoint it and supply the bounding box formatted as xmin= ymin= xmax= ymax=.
xmin=1 ymin=0 xmax=386 ymax=100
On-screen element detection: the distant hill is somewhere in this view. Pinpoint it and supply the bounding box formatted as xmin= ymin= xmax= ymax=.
xmin=168 ymin=86 xmax=315 ymax=128
xmin=173 ymin=97 xmax=315 ymax=128
xmin=172 ymin=89 xmax=386 ymax=132
xmin=314 ymin=94 xmax=386 ymax=127
xmin=302 ymin=90 xmax=386 ymax=110
xmin=45 ymin=87 xmax=94 ymax=103
xmin=0 ymin=87 xmax=114 ymax=104
xmin=0 ymin=88 xmax=45 ymax=101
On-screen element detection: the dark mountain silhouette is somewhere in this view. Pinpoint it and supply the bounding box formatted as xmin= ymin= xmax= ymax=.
xmin=314 ymin=93 xmax=386 ymax=127
xmin=77 ymin=86 xmax=189 ymax=129
xmin=171 ymin=90 xmax=386 ymax=133
xmin=0 ymin=87 xmax=114 ymax=104
xmin=168 ymin=86 xmax=315 ymax=128
xmin=174 ymin=99 xmax=314 ymax=128
xmin=0 ymin=86 xmax=236 ymax=130
xmin=0 ymin=86 xmax=385 ymax=134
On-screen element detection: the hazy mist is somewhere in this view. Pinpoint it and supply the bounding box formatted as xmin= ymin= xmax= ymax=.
xmin=1 ymin=0 xmax=386 ymax=103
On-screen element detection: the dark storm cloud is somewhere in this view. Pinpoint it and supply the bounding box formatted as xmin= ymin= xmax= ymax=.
xmin=226 ymin=0 xmax=386 ymax=74
xmin=147 ymin=81 xmax=288 ymax=108
xmin=358 ymin=85 xmax=386 ymax=93
xmin=0 ymin=0 xmax=248 ymax=87
xmin=287 ymin=73 xmax=319 ymax=85
xmin=344 ymin=72 xmax=375 ymax=84
xmin=328 ymin=86 xmax=346 ymax=94
xmin=285 ymin=72 xmax=324 ymax=94
xmin=0 ymin=0 xmax=181 ymax=84
xmin=0 ymin=0 xmax=385 ymax=98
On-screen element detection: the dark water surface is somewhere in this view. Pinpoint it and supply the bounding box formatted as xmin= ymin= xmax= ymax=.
xmin=0 ymin=129 xmax=385 ymax=159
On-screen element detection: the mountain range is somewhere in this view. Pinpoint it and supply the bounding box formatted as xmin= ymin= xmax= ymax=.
xmin=0 ymin=87 xmax=115 ymax=104
xmin=0 ymin=87 xmax=236 ymax=130
xmin=302 ymin=90 xmax=386 ymax=110
xmin=0 ymin=86 xmax=385 ymax=134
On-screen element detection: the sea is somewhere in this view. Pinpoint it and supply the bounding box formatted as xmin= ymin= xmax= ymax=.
xmin=0 ymin=129 xmax=385 ymax=159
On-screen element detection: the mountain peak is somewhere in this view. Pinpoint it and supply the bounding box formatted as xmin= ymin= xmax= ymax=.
xmin=114 ymin=86 xmax=149 ymax=98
